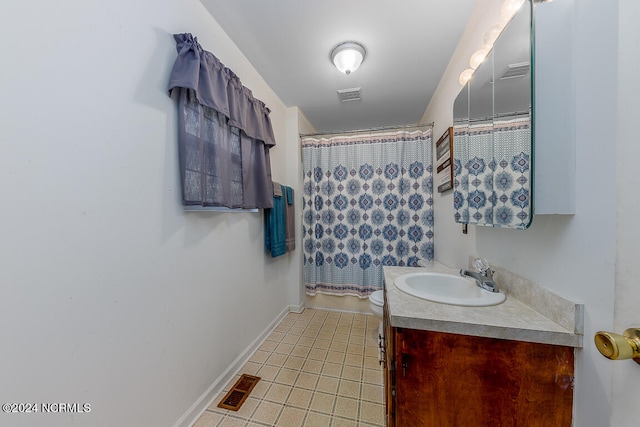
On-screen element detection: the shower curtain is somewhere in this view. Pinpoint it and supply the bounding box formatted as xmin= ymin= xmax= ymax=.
xmin=453 ymin=116 xmax=531 ymax=228
xmin=301 ymin=129 xmax=433 ymax=298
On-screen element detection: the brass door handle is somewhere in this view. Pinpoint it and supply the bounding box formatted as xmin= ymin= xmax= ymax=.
xmin=594 ymin=328 xmax=640 ymax=364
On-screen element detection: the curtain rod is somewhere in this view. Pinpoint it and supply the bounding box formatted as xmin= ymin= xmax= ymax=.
xmin=300 ymin=122 xmax=434 ymax=138
xmin=454 ymin=111 xmax=530 ymax=125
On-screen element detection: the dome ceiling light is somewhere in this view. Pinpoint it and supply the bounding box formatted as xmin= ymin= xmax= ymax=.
xmin=330 ymin=41 xmax=367 ymax=75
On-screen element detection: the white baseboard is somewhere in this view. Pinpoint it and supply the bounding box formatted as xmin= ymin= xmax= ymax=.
xmin=172 ymin=305 xmax=291 ymax=427
xmin=288 ymin=301 xmax=305 ymax=313
xmin=305 ymin=293 xmax=373 ymax=314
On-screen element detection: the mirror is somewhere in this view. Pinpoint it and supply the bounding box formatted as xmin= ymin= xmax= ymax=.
xmin=453 ymin=0 xmax=533 ymax=229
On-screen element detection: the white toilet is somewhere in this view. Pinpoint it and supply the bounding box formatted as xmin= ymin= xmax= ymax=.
xmin=369 ymin=289 xmax=384 ymax=320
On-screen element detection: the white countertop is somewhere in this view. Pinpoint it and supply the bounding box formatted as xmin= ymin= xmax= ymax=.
xmin=384 ymin=263 xmax=583 ymax=347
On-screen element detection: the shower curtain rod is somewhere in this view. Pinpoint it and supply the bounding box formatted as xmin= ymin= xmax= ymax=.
xmin=300 ymin=122 xmax=434 ymax=138
xmin=454 ymin=111 xmax=531 ymax=125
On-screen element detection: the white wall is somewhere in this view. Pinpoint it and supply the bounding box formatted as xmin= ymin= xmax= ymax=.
xmin=423 ymin=0 xmax=618 ymax=425
xmin=0 ymin=1 xmax=300 ymax=426
xmin=283 ymin=106 xmax=315 ymax=311
xmin=612 ymin=0 xmax=640 ymax=424
xmin=421 ymin=0 xmax=504 ymax=269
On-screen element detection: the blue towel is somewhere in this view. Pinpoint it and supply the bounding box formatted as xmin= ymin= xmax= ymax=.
xmin=285 ymin=186 xmax=293 ymax=205
xmin=284 ymin=186 xmax=295 ymax=251
xmin=264 ymin=184 xmax=287 ymax=257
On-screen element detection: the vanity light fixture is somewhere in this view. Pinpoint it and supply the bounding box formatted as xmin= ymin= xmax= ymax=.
xmin=459 ymin=0 xmax=525 ymax=86
xmin=483 ymin=24 xmax=504 ymax=48
xmin=501 ymin=0 xmax=525 ymax=22
xmin=470 ymin=48 xmax=490 ymax=70
xmin=459 ymin=69 xmax=474 ymax=85
xmin=331 ymin=41 xmax=367 ymax=75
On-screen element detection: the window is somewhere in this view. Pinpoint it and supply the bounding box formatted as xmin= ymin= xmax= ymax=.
xmin=169 ymin=33 xmax=275 ymax=210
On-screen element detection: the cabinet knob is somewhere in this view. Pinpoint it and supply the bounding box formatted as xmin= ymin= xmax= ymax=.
xmin=594 ymin=328 xmax=640 ymax=364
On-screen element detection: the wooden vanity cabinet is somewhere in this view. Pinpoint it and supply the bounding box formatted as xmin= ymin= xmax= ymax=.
xmin=383 ymin=295 xmax=575 ymax=427
xmin=382 ymin=298 xmax=395 ymax=426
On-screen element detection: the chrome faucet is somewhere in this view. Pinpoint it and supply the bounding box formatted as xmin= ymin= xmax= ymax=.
xmin=460 ymin=258 xmax=500 ymax=293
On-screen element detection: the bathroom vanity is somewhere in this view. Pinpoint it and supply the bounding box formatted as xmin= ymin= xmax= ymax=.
xmin=382 ymin=264 xmax=583 ymax=427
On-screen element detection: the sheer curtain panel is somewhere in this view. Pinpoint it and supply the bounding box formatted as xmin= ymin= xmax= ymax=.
xmin=168 ymin=33 xmax=275 ymax=209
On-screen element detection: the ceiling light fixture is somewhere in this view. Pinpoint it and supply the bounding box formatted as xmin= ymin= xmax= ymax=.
xmin=331 ymin=41 xmax=367 ymax=75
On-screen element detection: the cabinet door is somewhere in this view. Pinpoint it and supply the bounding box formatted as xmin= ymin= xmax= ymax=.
xmin=383 ymin=294 xmax=395 ymax=426
xmin=395 ymin=329 xmax=574 ymax=427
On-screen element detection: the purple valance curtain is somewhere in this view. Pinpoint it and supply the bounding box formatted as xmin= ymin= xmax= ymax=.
xmin=168 ymin=33 xmax=274 ymax=209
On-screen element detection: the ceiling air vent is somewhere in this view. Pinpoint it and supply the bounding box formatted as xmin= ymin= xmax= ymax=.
xmin=500 ymin=62 xmax=530 ymax=80
xmin=337 ymin=87 xmax=362 ymax=102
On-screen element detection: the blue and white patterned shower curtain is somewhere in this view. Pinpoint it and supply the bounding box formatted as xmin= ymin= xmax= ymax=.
xmin=453 ymin=116 xmax=531 ymax=228
xmin=301 ymin=130 xmax=434 ymax=298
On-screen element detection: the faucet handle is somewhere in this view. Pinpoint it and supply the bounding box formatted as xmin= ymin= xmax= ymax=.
xmin=472 ymin=257 xmax=491 ymax=274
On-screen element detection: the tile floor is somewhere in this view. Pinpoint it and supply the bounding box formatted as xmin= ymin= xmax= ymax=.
xmin=193 ymin=308 xmax=385 ymax=427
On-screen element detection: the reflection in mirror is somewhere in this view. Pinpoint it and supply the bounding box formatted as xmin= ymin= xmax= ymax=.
xmin=453 ymin=0 xmax=533 ymax=229
xmin=467 ymin=51 xmax=494 ymax=225
xmin=453 ymin=85 xmax=469 ymax=223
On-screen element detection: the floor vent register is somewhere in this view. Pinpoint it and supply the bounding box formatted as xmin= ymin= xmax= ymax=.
xmin=217 ymin=374 xmax=261 ymax=411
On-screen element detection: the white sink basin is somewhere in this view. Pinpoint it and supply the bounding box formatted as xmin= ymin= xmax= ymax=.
xmin=394 ymin=272 xmax=506 ymax=307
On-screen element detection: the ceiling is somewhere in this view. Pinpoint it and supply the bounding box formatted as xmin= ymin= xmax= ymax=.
xmin=200 ymin=0 xmax=477 ymax=133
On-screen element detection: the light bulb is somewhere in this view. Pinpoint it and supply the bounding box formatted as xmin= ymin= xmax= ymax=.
xmin=333 ymin=49 xmax=363 ymax=75
xmin=459 ymin=69 xmax=474 ymax=85
xmin=484 ymin=24 xmax=504 ymax=48
xmin=470 ymin=49 xmax=489 ymax=70
xmin=501 ymin=0 xmax=525 ymax=22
